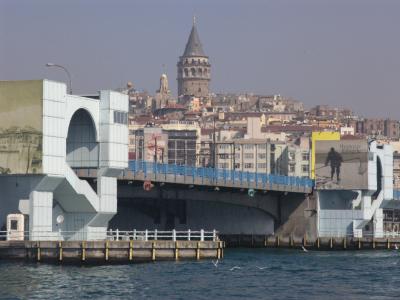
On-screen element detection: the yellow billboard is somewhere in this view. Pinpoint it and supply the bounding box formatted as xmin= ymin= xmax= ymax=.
xmin=0 ymin=80 xmax=43 ymax=174
xmin=311 ymin=131 xmax=340 ymax=179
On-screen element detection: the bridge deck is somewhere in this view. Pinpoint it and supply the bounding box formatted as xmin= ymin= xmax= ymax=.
xmin=75 ymin=160 xmax=314 ymax=194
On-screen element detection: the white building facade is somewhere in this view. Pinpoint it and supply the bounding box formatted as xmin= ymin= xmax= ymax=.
xmin=0 ymin=80 xmax=128 ymax=240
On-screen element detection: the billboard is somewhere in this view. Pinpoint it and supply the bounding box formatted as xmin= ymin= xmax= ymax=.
xmin=315 ymin=139 xmax=368 ymax=190
xmin=0 ymin=80 xmax=43 ymax=174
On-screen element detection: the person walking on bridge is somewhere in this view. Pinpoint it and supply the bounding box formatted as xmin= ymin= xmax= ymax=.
xmin=325 ymin=147 xmax=343 ymax=182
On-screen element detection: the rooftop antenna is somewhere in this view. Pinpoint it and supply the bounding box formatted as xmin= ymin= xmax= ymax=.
xmin=162 ymin=63 xmax=166 ymax=74
xmin=193 ymin=15 xmax=196 ymax=25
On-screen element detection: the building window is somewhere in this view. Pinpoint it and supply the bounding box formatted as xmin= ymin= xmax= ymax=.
xmin=244 ymin=144 xmax=254 ymax=150
xmin=301 ymin=165 xmax=309 ymax=173
xmin=244 ymin=153 xmax=254 ymax=159
xmin=219 ymin=163 xmax=229 ymax=169
xmin=219 ymin=153 xmax=229 ymax=159
xmin=289 ymin=164 xmax=295 ymax=172
xmin=258 ymin=153 xmax=266 ymax=159
xmin=244 ymin=163 xmax=253 ymax=169
xmin=234 ymin=163 xmax=240 ymax=169
xmin=114 ymin=111 xmax=128 ymax=124
xmin=302 ymin=153 xmax=310 ymax=161
xmin=219 ymin=144 xmax=230 ymax=149
xmin=258 ymin=163 xmax=267 ymax=169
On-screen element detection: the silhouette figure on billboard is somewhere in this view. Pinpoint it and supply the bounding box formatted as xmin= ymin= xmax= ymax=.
xmin=325 ymin=147 xmax=343 ymax=182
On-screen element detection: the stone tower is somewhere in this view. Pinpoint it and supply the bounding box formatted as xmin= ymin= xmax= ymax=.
xmin=177 ymin=18 xmax=211 ymax=99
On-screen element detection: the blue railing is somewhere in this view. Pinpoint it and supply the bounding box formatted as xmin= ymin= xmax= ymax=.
xmin=127 ymin=160 xmax=314 ymax=190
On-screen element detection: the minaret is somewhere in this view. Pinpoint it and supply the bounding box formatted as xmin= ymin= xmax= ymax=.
xmin=177 ymin=17 xmax=211 ymax=99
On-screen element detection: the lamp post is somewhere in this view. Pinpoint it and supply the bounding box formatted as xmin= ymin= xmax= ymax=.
xmin=45 ymin=63 xmax=72 ymax=94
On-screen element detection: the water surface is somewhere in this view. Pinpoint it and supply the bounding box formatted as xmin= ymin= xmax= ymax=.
xmin=0 ymin=248 xmax=399 ymax=299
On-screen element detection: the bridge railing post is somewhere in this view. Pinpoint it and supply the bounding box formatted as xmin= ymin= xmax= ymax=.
xmin=200 ymin=229 xmax=204 ymax=242
xmin=188 ymin=229 xmax=191 ymax=241
xmin=172 ymin=229 xmax=176 ymax=242
xmin=145 ymin=229 xmax=148 ymax=241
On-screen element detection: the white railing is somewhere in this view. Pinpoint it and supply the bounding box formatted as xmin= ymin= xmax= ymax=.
xmin=0 ymin=229 xmax=219 ymax=242
xmin=107 ymin=229 xmax=218 ymax=242
xmin=318 ymin=230 xmax=400 ymax=238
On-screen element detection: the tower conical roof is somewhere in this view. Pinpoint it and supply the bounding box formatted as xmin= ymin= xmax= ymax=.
xmin=183 ymin=22 xmax=206 ymax=57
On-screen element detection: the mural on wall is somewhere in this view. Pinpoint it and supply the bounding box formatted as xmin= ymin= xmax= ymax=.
xmin=0 ymin=80 xmax=43 ymax=174
xmin=315 ymin=140 xmax=368 ymax=190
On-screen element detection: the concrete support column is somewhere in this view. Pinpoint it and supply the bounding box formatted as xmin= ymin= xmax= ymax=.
xmin=97 ymin=176 xmax=117 ymax=213
xmin=29 ymin=191 xmax=56 ymax=241
xmin=86 ymin=176 xmax=117 ymax=240
xmin=373 ymin=208 xmax=384 ymax=238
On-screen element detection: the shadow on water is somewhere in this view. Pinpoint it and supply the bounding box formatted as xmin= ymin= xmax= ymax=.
xmin=0 ymin=248 xmax=399 ymax=299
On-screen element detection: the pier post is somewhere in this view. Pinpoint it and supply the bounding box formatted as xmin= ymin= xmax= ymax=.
xmin=303 ymin=233 xmax=307 ymax=247
xmin=105 ymin=241 xmax=109 ymax=261
xmin=372 ymin=238 xmax=376 ymax=249
xmin=387 ymin=238 xmax=390 ymax=249
xmin=330 ymin=237 xmax=333 ymax=249
xmin=59 ymin=241 xmax=63 ymax=262
xmin=196 ymin=241 xmax=201 ymax=260
xmin=152 ymin=242 xmax=156 ymax=261
xmin=175 ymin=241 xmax=179 ymax=261
xmin=82 ymin=241 xmax=86 ymax=261
xmin=129 ymin=240 xmax=133 ymax=261
xmin=37 ymin=241 xmax=41 ymax=262
xmin=343 ymin=237 xmax=346 ymax=249
xmin=358 ymin=238 xmax=361 ymax=250
xmin=317 ymin=237 xmax=320 ymax=249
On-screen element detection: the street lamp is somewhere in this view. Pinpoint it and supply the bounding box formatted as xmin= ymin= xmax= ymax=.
xmin=45 ymin=63 xmax=72 ymax=94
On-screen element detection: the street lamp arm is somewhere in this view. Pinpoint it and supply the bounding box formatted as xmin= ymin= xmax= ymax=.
xmin=45 ymin=63 xmax=72 ymax=94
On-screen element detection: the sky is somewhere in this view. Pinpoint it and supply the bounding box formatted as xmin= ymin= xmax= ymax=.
xmin=1 ymin=0 xmax=399 ymax=118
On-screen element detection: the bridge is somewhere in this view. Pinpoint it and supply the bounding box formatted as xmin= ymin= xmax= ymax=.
xmin=75 ymin=160 xmax=314 ymax=194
